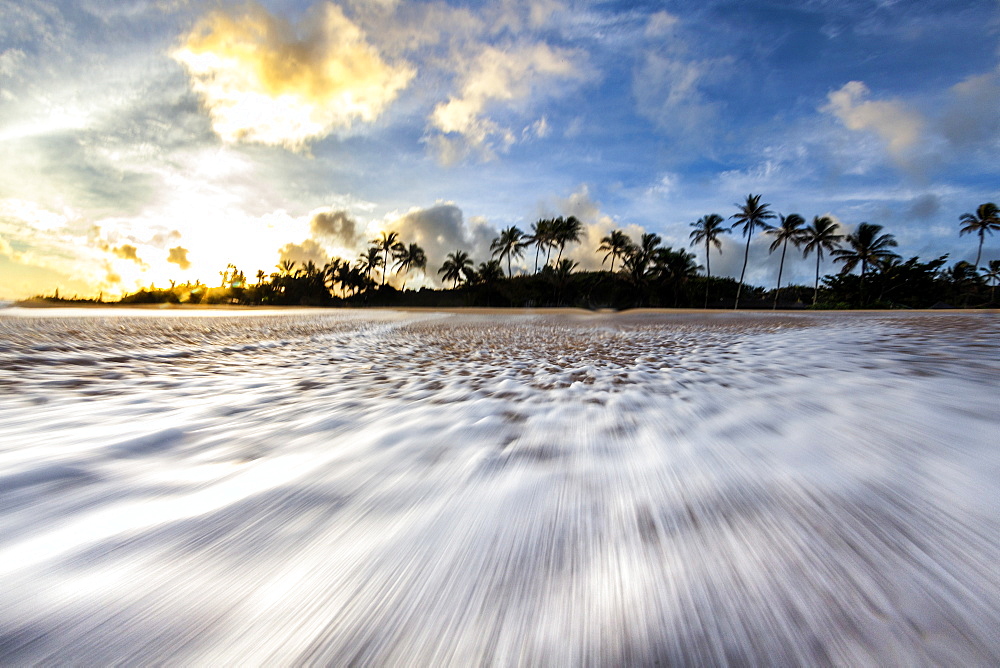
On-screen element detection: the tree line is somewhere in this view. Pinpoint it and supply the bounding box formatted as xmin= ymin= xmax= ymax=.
xmin=39 ymin=197 xmax=999 ymax=309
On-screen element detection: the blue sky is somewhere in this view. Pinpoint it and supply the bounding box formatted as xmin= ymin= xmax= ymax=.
xmin=0 ymin=0 xmax=997 ymax=298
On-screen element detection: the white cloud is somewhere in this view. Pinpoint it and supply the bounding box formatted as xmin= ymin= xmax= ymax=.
xmin=427 ymin=42 xmax=588 ymax=162
xmin=821 ymin=81 xmax=926 ymax=165
xmin=172 ymin=2 xmax=415 ymax=150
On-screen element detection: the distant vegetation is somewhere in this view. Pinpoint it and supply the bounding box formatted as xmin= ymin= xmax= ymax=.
xmin=29 ymin=198 xmax=1000 ymax=310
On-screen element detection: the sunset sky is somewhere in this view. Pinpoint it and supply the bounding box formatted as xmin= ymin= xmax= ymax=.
xmin=1 ymin=0 xmax=997 ymax=298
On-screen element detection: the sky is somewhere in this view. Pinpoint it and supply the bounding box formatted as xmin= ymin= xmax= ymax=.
xmin=0 ymin=0 xmax=998 ymax=298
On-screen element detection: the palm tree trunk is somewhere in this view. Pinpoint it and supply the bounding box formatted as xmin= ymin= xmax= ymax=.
xmin=860 ymin=259 xmax=867 ymax=306
xmin=533 ymin=245 xmax=540 ymax=274
xmin=976 ymin=235 xmax=983 ymax=268
xmin=507 ymin=254 xmax=512 ymax=278
xmin=704 ymin=240 xmax=711 ymax=309
xmin=813 ymin=251 xmax=821 ymax=306
xmin=773 ymin=238 xmax=788 ymax=310
xmin=610 ymin=255 xmax=615 ymax=273
xmin=735 ymin=235 xmax=751 ymax=309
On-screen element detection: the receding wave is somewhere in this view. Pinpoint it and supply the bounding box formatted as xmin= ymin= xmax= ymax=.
xmin=0 ymin=309 xmax=998 ymax=664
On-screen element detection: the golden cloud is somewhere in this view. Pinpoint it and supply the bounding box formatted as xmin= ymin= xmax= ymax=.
xmin=173 ymin=2 xmax=415 ymax=150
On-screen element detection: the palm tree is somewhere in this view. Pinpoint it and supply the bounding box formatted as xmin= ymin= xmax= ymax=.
xmin=476 ymin=259 xmax=504 ymax=285
xmin=357 ymin=247 xmax=383 ymax=283
xmin=392 ymin=243 xmax=427 ymax=289
xmin=371 ymin=231 xmax=401 ymax=287
xmin=490 ymin=226 xmax=528 ymax=277
xmin=625 ymin=232 xmax=662 ymax=282
xmin=438 ymin=250 xmax=474 ymax=288
xmin=552 ymin=216 xmax=583 ymax=266
xmin=801 ymin=216 xmax=844 ymax=306
xmin=730 ymin=194 xmax=776 ymax=309
xmin=598 ymin=229 xmax=634 ymax=273
xmin=527 ymin=219 xmax=555 ymax=273
xmin=958 ymin=202 xmax=1000 ymax=269
xmin=689 ymin=214 xmax=730 ymax=308
xmin=764 ymin=213 xmax=807 ymax=309
xmin=983 ymin=260 xmax=1000 ymax=303
xmin=831 ymin=222 xmax=900 ymax=304
xmin=276 ymin=259 xmax=296 ymax=276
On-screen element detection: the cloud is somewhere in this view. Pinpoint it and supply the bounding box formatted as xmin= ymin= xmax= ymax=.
xmin=172 ymin=1 xmax=415 ymax=150
xmin=389 ymin=204 xmax=497 ymax=279
xmin=907 ymin=193 xmax=940 ymax=219
xmin=428 ymin=43 xmax=588 ymax=163
xmin=309 ymin=209 xmax=363 ymax=248
xmin=166 ymin=245 xmax=191 ymax=270
xmin=821 ymin=81 xmax=926 ymax=164
xmin=277 ymin=239 xmax=329 ymax=268
xmin=113 ymin=244 xmax=143 ymax=263
xmin=940 ymin=68 xmax=1000 ymax=150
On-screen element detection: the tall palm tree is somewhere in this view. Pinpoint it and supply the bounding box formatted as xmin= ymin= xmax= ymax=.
xmin=831 ymin=222 xmax=900 ymax=304
xmin=490 ymin=226 xmax=528 ymax=277
xmin=689 ymin=214 xmax=730 ymax=308
xmin=552 ymin=216 xmax=583 ymax=265
xmin=801 ymin=216 xmax=843 ymax=306
xmin=958 ymin=202 xmax=1000 ymax=269
xmin=357 ymin=247 xmax=383 ymax=283
xmin=598 ymin=229 xmax=634 ymax=273
xmin=730 ymin=194 xmax=776 ymax=309
xmin=392 ymin=243 xmax=427 ymax=289
xmin=527 ymin=219 xmax=555 ymax=273
xmin=371 ymin=231 xmax=400 ymax=287
xmin=276 ymin=259 xmax=296 ymax=276
xmin=764 ymin=213 xmax=807 ymax=309
xmin=438 ymin=250 xmax=474 ymax=288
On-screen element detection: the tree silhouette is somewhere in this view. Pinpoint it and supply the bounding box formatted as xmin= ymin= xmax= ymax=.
xmin=476 ymin=259 xmax=504 ymax=285
xmin=764 ymin=213 xmax=807 ymax=309
xmin=625 ymin=232 xmax=662 ymax=283
xmin=689 ymin=214 xmax=730 ymax=308
xmin=490 ymin=226 xmax=528 ymax=277
xmin=392 ymin=243 xmax=427 ymax=290
xmin=438 ymin=250 xmax=474 ymax=288
xmin=372 ymin=231 xmax=400 ymax=287
xmin=552 ymin=216 xmax=583 ymax=266
xmin=357 ymin=247 xmax=384 ymax=285
xmin=958 ymin=202 xmax=1000 ymax=269
xmin=801 ymin=216 xmax=843 ymax=306
xmin=831 ymin=222 xmax=900 ymax=305
xmin=598 ymin=229 xmax=634 ymax=273
xmin=983 ymin=260 xmax=1000 ymax=303
xmin=527 ymin=219 xmax=555 ymax=273
xmin=730 ymin=194 xmax=776 ymax=309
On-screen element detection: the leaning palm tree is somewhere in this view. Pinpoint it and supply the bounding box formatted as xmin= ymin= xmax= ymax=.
xmin=490 ymin=226 xmax=528 ymax=277
xmin=959 ymin=202 xmax=1000 ymax=269
xmin=371 ymin=231 xmax=401 ymax=287
xmin=598 ymin=229 xmax=634 ymax=273
xmin=552 ymin=216 xmax=583 ymax=265
xmin=764 ymin=213 xmax=807 ymax=309
xmin=801 ymin=216 xmax=843 ymax=306
xmin=730 ymin=194 xmax=776 ymax=309
xmin=392 ymin=243 xmax=427 ymax=289
xmin=689 ymin=214 xmax=730 ymax=308
xmin=831 ymin=222 xmax=900 ymax=305
xmin=438 ymin=250 xmax=474 ymax=288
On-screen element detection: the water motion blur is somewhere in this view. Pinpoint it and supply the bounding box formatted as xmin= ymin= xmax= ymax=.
xmin=1 ymin=309 xmax=998 ymax=664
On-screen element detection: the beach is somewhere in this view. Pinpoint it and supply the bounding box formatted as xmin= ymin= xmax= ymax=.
xmin=0 ymin=308 xmax=998 ymax=664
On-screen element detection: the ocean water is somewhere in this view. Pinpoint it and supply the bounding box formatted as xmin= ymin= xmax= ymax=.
xmin=0 ymin=308 xmax=998 ymax=665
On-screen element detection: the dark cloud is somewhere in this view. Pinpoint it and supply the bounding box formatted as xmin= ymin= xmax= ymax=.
xmin=907 ymin=194 xmax=940 ymax=219
xmin=277 ymin=239 xmax=329 ymax=268
xmin=113 ymin=244 xmax=142 ymax=263
xmin=392 ymin=204 xmax=497 ymax=278
xmin=167 ymin=246 xmax=191 ymax=270
xmin=310 ymin=210 xmax=363 ymax=248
